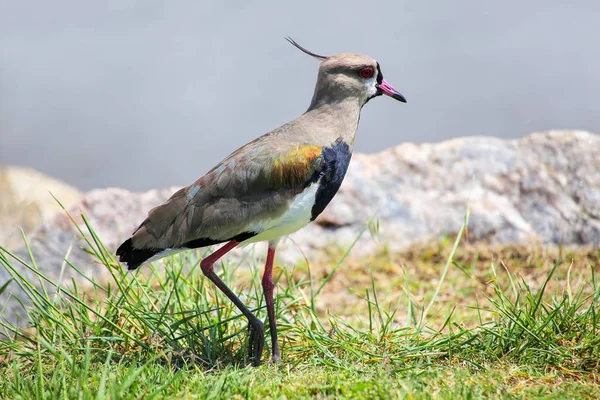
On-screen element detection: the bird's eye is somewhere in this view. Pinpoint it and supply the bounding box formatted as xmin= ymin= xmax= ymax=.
xmin=359 ymin=67 xmax=374 ymax=79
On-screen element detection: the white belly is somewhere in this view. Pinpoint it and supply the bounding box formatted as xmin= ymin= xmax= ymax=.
xmin=242 ymin=182 xmax=319 ymax=244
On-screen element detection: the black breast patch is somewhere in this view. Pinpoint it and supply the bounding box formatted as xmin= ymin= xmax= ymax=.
xmin=310 ymin=138 xmax=352 ymax=221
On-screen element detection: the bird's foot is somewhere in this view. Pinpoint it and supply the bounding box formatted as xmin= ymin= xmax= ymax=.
xmin=270 ymin=353 xmax=282 ymax=363
xmin=248 ymin=319 xmax=264 ymax=366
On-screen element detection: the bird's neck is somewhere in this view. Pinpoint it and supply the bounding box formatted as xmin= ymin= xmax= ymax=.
xmin=303 ymin=97 xmax=362 ymax=147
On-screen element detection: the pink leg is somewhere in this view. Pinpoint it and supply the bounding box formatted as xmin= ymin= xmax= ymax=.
xmin=262 ymin=244 xmax=281 ymax=362
xmin=200 ymin=240 xmax=264 ymax=366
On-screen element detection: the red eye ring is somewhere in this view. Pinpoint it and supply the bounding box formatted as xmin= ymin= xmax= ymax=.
xmin=359 ymin=67 xmax=374 ymax=79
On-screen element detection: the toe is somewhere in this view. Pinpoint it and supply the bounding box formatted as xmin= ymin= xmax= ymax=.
xmin=271 ymin=354 xmax=282 ymax=363
xmin=247 ymin=320 xmax=265 ymax=366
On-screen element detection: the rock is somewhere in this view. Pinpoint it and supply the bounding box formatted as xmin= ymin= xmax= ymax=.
xmin=0 ymin=166 xmax=82 ymax=249
xmin=1 ymin=130 xmax=599 ymax=326
xmin=306 ymin=130 xmax=600 ymax=251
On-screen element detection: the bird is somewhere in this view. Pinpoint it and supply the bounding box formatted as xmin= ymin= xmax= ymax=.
xmin=116 ymin=37 xmax=406 ymax=366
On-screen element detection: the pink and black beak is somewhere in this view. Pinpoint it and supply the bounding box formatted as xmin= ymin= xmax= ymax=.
xmin=377 ymin=79 xmax=406 ymax=103
xmin=376 ymin=63 xmax=407 ymax=103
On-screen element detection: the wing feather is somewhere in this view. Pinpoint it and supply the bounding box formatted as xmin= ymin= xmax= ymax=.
xmin=128 ymin=140 xmax=324 ymax=251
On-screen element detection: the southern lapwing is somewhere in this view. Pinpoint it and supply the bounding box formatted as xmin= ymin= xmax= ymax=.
xmin=116 ymin=38 xmax=406 ymax=366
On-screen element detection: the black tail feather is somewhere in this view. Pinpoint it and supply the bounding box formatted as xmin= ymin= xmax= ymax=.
xmin=116 ymin=231 xmax=257 ymax=271
xmin=116 ymin=238 xmax=160 ymax=270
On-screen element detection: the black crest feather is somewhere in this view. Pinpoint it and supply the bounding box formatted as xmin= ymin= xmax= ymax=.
xmin=285 ymin=37 xmax=328 ymax=60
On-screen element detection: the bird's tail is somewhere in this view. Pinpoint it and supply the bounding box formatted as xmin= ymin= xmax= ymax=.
xmin=116 ymin=186 xmax=190 ymax=270
xmin=115 ymin=238 xmax=162 ymax=270
xmin=115 ymin=186 xmax=235 ymax=270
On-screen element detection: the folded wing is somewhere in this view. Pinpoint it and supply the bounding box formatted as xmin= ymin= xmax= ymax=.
xmin=116 ymin=138 xmax=324 ymax=269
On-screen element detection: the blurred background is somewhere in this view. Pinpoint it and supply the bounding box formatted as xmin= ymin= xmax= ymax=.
xmin=1 ymin=1 xmax=599 ymax=191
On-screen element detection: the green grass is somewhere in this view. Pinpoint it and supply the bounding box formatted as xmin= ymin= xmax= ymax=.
xmin=0 ymin=208 xmax=599 ymax=399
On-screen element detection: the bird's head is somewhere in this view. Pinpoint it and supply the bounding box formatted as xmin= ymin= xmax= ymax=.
xmin=286 ymin=37 xmax=406 ymax=108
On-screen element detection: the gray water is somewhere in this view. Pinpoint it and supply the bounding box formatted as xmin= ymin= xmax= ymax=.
xmin=1 ymin=1 xmax=598 ymax=190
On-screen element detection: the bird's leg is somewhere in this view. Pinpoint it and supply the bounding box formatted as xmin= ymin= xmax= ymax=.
xmin=262 ymin=241 xmax=281 ymax=362
xmin=200 ymin=240 xmax=264 ymax=366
